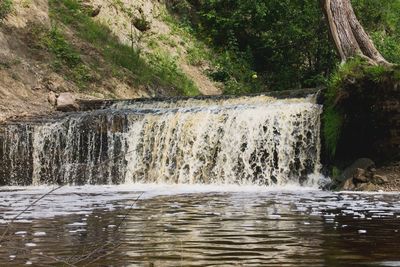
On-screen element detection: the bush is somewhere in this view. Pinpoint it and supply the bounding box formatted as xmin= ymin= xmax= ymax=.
xmin=0 ymin=0 xmax=12 ymax=21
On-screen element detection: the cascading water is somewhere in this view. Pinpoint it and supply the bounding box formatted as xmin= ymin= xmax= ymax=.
xmin=0 ymin=95 xmax=322 ymax=186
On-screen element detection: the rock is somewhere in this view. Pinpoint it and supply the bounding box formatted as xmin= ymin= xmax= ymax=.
xmin=47 ymin=91 xmax=57 ymax=107
xmin=342 ymin=178 xmax=356 ymax=191
xmin=91 ymin=6 xmax=101 ymax=17
xmin=353 ymin=168 xmax=369 ymax=183
xmin=133 ymin=16 xmax=151 ymax=32
xmin=31 ymin=85 xmax=42 ymax=91
xmin=356 ymin=182 xmax=377 ymax=191
xmin=339 ymin=158 xmax=375 ymax=182
xmin=371 ymin=174 xmax=388 ymax=185
xmin=56 ymin=93 xmax=79 ymax=112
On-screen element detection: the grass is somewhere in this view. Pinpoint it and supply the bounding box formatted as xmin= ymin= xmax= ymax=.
xmin=0 ymin=0 xmax=12 ymax=21
xmin=29 ymin=24 xmax=92 ymax=89
xmin=47 ymin=0 xmax=199 ymax=96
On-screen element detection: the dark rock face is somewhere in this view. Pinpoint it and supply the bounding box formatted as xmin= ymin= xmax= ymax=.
xmin=333 ymin=72 xmax=400 ymax=165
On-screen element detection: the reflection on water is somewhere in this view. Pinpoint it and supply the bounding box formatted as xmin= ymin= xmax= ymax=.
xmin=0 ymin=185 xmax=400 ymax=266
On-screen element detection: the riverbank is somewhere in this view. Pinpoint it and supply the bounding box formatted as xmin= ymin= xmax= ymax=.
xmin=372 ymin=162 xmax=400 ymax=192
xmin=0 ymin=0 xmax=225 ymax=122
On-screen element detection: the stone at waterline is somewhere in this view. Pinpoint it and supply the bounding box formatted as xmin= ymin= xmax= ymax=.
xmin=353 ymin=168 xmax=369 ymax=183
xmin=342 ymin=178 xmax=356 ymax=191
xmin=371 ymin=174 xmax=388 ymax=185
xmin=356 ymin=182 xmax=378 ymax=191
xmin=56 ymin=93 xmax=79 ymax=111
xmin=338 ymin=158 xmax=375 ymax=182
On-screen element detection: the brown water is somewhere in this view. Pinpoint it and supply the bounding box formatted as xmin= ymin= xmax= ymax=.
xmin=0 ymin=185 xmax=400 ymax=266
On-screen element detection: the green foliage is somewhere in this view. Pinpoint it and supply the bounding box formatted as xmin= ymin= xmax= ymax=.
xmin=147 ymin=51 xmax=199 ymax=96
xmin=352 ymin=0 xmax=400 ymax=64
xmin=162 ymin=10 xmax=261 ymax=95
xmin=0 ymin=0 xmax=12 ymax=21
xmin=171 ymin=0 xmax=337 ymax=91
xmin=42 ymin=26 xmax=81 ymax=68
xmin=48 ymin=0 xmax=199 ymax=96
xmin=168 ymin=0 xmax=400 ymax=93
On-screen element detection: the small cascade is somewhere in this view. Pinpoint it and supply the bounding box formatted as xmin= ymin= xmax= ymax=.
xmin=0 ymin=95 xmax=322 ymax=186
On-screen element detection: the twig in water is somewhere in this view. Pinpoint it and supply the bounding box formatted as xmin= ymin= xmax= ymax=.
xmin=6 ymin=245 xmax=77 ymax=267
xmin=73 ymin=192 xmax=144 ymax=266
xmin=0 ymin=185 xmax=65 ymax=243
xmin=0 ymin=148 xmax=138 ymax=244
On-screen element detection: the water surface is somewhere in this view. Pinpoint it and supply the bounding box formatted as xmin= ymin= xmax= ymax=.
xmin=0 ymin=185 xmax=400 ymax=266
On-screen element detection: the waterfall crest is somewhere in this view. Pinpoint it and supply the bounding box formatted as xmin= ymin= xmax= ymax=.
xmin=0 ymin=95 xmax=322 ymax=186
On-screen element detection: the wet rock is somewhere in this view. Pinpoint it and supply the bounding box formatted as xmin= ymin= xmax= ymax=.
xmin=371 ymin=174 xmax=388 ymax=185
xmin=339 ymin=158 xmax=375 ymax=182
xmin=353 ymin=168 xmax=369 ymax=183
xmin=342 ymin=178 xmax=356 ymax=191
xmin=56 ymin=93 xmax=79 ymax=111
xmin=356 ymin=182 xmax=377 ymax=191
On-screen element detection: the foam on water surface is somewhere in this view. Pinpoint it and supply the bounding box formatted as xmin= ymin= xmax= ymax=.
xmin=1 ymin=184 xmax=400 ymax=221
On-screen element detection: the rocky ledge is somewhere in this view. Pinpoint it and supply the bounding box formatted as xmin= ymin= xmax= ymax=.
xmin=332 ymin=159 xmax=400 ymax=191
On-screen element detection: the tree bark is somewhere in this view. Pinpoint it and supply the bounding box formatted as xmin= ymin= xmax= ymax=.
xmin=321 ymin=0 xmax=390 ymax=65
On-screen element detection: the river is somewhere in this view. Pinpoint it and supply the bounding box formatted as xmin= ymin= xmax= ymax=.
xmin=1 ymin=184 xmax=400 ymax=266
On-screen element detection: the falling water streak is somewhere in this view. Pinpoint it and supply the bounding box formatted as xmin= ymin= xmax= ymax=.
xmin=0 ymin=96 xmax=323 ymax=186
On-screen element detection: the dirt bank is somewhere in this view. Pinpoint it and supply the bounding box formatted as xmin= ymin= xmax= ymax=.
xmin=0 ymin=0 xmax=221 ymax=122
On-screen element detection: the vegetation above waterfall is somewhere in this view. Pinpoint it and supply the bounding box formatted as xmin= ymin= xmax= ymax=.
xmin=0 ymin=0 xmax=399 ymax=121
xmin=168 ymin=0 xmax=400 ymax=92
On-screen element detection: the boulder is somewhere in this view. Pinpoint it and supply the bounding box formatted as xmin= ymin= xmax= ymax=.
xmin=356 ymin=182 xmax=378 ymax=191
xmin=56 ymin=93 xmax=79 ymax=111
xmin=371 ymin=174 xmax=388 ymax=185
xmin=342 ymin=178 xmax=356 ymax=191
xmin=353 ymin=168 xmax=369 ymax=183
xmin=338 ymin=158 xmax=375 ymax=182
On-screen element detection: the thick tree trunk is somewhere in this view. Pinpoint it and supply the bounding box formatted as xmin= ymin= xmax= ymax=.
xmin=321 ymin=0 xmax=390 ymax=65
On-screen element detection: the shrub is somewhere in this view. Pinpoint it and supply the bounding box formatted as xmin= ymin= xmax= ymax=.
xmin=0 ymin=0 xmax=12 ymax=22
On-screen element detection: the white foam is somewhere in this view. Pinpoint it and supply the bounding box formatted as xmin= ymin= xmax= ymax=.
xmin=33 ymin=232 xmax=46 ymax=237
xmin=0 ymin=184 xmax=399 ymax=222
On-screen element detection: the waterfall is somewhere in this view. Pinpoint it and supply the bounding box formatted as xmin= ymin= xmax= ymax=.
xmin=0 ymin=95 xmax=322 ymax=186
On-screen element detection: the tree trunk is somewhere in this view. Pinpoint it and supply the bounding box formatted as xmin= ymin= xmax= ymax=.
xmin=321 ymin=0 xmax=390 ymax=65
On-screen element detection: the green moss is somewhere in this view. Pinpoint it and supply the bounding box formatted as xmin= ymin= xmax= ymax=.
xmin=331 ymin=166 xmax=341 ymax=178
xmin=323 ymin=106 xmax=343 ymax=157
